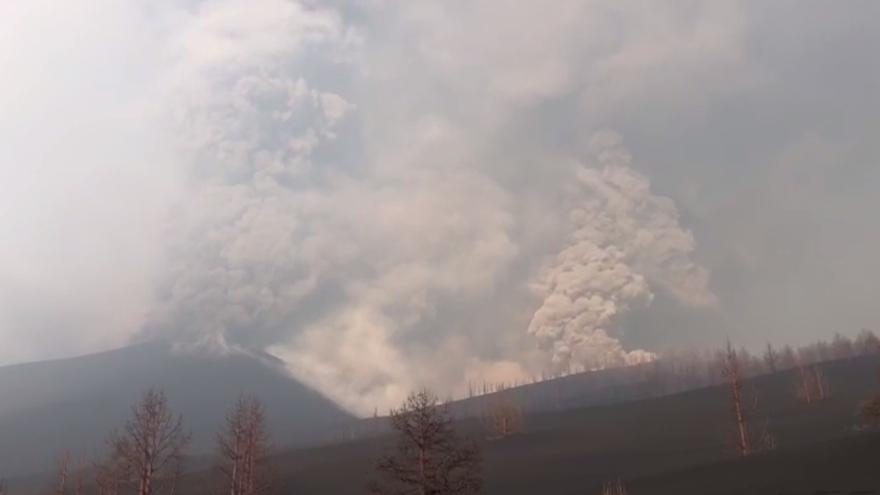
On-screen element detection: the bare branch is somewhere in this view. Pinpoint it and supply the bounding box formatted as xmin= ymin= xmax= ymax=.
xmin=102 ymin=389 xmax=191 ymax=495
xmin=216 ymin=395 xmax=273 ymax=495
xmin=370 ymin=389 xmax=482 ymax=495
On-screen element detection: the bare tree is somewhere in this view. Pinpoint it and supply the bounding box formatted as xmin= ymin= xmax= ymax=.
xmin=53 ymin=451 xmax=86 ymax=495
xmin=861 ymin=368 xmax=880 ymax=426
xmin=778 ymin=345 xmax=798 ymax=370
xmin=600 ymin=478 xmax=627 ymax=495
xmin=795 ymin=363 xmax=831 ymax=404
xmin=217 ymin=396 xmax=272 ymax=495
xmin=720 ymin=341 xmax=780 ymax=455
xmin=56 ymin=451 xmax=72 ymax=495
xmin=722 ymin=341 xmax=752 ymax=457
xmin=739 ymin=347 xmax=763 ymax=378
xmin=796 ymin=360 xmax=814 ymax=404
xmin=0 ymin=478 xmax=7 ymax=495
xmin=855 ymin=329 xmax=880 ymax=355
xmin=812 ymin=366 xmax=830 ymax=400
xmin=483 ymin=392 xmax=523 ymax=439
xmin=105 ymin=389 xmax=191 ymax=495
xmin=763 ymin=343 xmax=778 ymax=374
xmin=830 ymin=333 xmax=854 ymax=360
xmin=95 ymin=461 xmax=120 ymax=495
xmin=73 ymin=470 xmax=85 ymax=495
xmin=370 ymin=389 xmax=482 ymax=495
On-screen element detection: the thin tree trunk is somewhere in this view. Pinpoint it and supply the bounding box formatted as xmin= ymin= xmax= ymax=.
xmin=732 ymin=379 xmax=751 ymax=456
xmin=813 ymin=366 xmax=826 ymax=400
xmin=724 ymin=341 xmax=752 ymax=457
xmin=56 ymin=452 xmax=71 ymax=495
xmin=799 ymin=364 xmax=813 ymax=403
xmin=418 ymin=446 xmax=427 ymax=495
xmin=230 ymin=458 xmax=238 ymax=495
xmin=141 ymin=460 xmax=154 ymax=495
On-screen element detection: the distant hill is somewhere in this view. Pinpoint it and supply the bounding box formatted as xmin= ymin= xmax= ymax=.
xmin=0 ymin=342 xmax=353 ymax=478
xmin=5 ymin=349 xmax=880 ymax=494
xmin=171 ymin=353 xmax=880 ymax=495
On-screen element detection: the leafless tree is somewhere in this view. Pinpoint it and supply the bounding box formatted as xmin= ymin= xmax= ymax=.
xmin=740 ymin=347 xmax=764 ymax=378
xmin=830 ymin=333 xmax=854 ymax=360
xmin=370 ymin=389 xmax=482 ymax=495
xmin=855 ymin=329 xmax=880 ymax=355
xmin=0 ymin=478 xmax=7 ymax=495
xmin=600 ymin=478 xmax=627 ymax=495
xmin=56 ymin=451 xmax=72 ymax=495
xmin=812 ymin=366 xmax=830 ymax=400
xmin=721 ymin=341 xmax=781 ymax=455
xmin=816 ymin=340 xmax=832 ymax=362
xmin=860 ymin=368 xmax=880 ymax=427
xmin=796 ymin=361 xmax=815 ymax=404
xmin=778 ymin=345 xmax=798 ymax=370
xmin=104 ymin=389 xmax=191 ymax=495
xmin=795 ymin=363 xmax=831 ymax=404
xmin=73 ymin=471 xmax=85 ymax=495
xmin=722 ymin=341 xmax=752 ymax=457
xmin=217 ymin=396 xmax=272 ymax=495
xmin=483 ymin=392 xmax=523 ymax=439
xmin=95 ymin=461 xmax=120 ymax=495
xmin=763 ymin=343 xmax=778 ymax=374
xmin=53 ymin=451 xmax=85 ymax=495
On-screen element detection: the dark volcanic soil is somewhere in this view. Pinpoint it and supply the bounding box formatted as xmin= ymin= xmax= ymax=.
xmin=10 ymin=354 xmax=880 ymax=494
xmin=178 ymin=354 xmax=880 ymax=494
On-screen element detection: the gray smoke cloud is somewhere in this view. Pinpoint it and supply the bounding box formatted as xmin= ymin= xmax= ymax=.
xmin=5 ymin=0 xmax=877 ymax=414
xmin=140 ymin=0 xmax=527 ymax=412
xmin=134 ymin=0 xmax=720 ymax=413
xmin=528 ymin=131 xmax=715 ymax=372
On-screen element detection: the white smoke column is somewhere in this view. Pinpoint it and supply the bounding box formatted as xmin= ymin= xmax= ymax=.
xmin=144 ymin=0 xmax=519 ymax=414
xmin=142 ymin=1 xmax=360 ymax=360
xmin=528 ymin=131 xmax=715 ymax=372
xmin=269 ymin=168 xmax=519 ymax=413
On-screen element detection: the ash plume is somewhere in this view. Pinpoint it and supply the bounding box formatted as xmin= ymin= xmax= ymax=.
xmin=528 ymin=132 xmax=716 ymax=372
xmin=138 ymin=0 xmax=721 ymax=414
xmin=142 ymin=0 xmax=521 ymax=413
xmin=5 ymin=0 xmax=879 ymax=418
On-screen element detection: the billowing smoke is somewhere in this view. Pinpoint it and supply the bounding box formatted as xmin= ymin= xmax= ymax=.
xmin=7 ymin=0 xmax=880 ymax=416
xmin=143 ymin=0 xmax=357 ymax=348
xmin=142 ymin=0 xmax=522 ymax=412
xmin=137 ymin=0 xmax=720 ymax=414
xmin=528 ymin=131 xmax=715 ymax=372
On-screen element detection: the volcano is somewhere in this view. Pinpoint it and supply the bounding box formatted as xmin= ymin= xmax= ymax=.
xmin=0 ymin=341 xmax=353 ymax=477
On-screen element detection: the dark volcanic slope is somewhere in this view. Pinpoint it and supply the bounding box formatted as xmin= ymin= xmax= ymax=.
xmin=176 ymin=354 xmax=880 ymax=495
xmin=628 ymin=433 xmax=880 ymax=495
xmin=0 ymin=342 xmax=352 ymax=477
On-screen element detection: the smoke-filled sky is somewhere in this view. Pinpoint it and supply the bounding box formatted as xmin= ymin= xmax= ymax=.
xmin=1 ymin=0 xmax=878 ymax=413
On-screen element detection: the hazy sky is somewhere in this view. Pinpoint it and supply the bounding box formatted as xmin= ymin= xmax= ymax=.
xmin=1 ymin=0 xmax=878 ymax=413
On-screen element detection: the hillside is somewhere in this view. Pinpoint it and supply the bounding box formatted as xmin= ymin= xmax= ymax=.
xmin=0 ymin=342 xmax=352 ymax=477
xmin=175 ymin=354 xmax=880 ymax=494
xmin=5 ymin=352 xmax=879 ymax=494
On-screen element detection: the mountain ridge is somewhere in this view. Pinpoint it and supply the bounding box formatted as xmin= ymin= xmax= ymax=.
xmin=0 ymin=341 xmax=353 ymax=477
